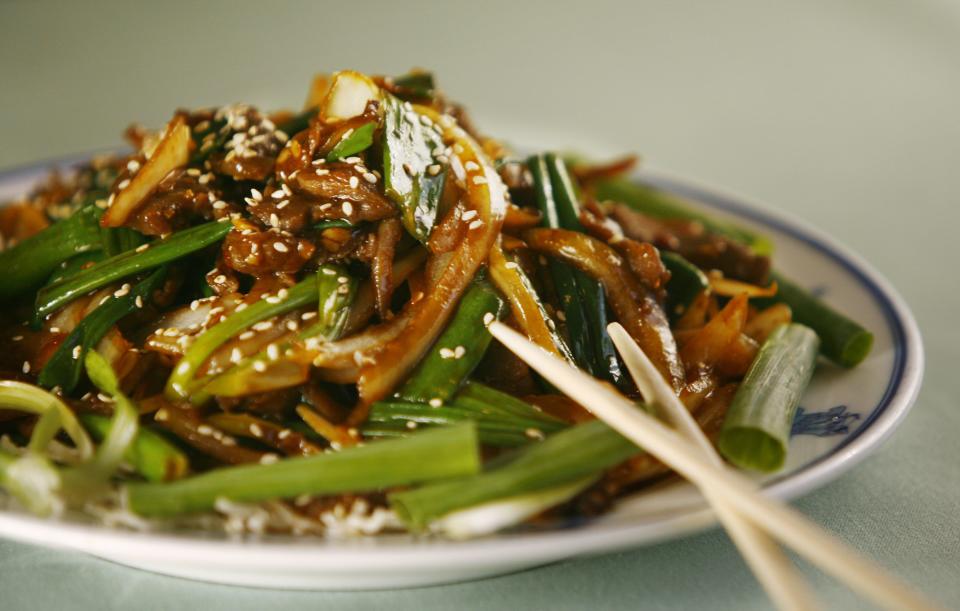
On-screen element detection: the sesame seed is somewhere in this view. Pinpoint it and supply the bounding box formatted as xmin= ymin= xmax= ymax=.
xmin=253 ymin=360 xmax=267 ymax=372
xmin=155 ymin=408 xmax=169 ymax=421
xmin=453 ymin=345 xmax=466 ymax=359
xmin=259 ymin=453 xmax=279 ymax=464
xmin=197 ymin=425 xmax=214 ymax=435
xmin=212 ymin=200 xmax=227 ymax=210
xmin=127 ymin=160 xmax=141 ymax=173
xmin=344 ymin=156 xmax=362 ymax=164
xmin=49 ymin=326 xmax=61 ymax=333
xmin=301 ymin=311 xmax=317 ymax=320
xmin=271 ymin=189 xmax=285 ymax=200
xmin=468 ymin=219 xmax=484 ymax=230
xmin=278 ymin=429 xmax=291 ymax=440
xmin=214 ymin=274 xmax=227 ymax=284
xmin=439 ymin=347 xmax=455 ymax=359
xmin=117 ymin=179 xmax=131 ymax=190
xmin=269 ymin=213 xmax=280 ymax=227
xmin=198 ymin=173 xmax=211 ymax=185
xmin=525 ymin=428 xmax=545 ymax=440
xmin=282 ymin=183 xmax=292 ymax=196
xmin=135 ymin=295 xmax=144 ymax=308
xmin=235 ymin=303 xmax=248 ymax=312
xmin=429 ymin=398 xmax=443 ymax=408
xmin=239 ymin=330 xmax=255 ymax=340
xmin=230 ymin=348 xmax=243 ymax=363
xmin=249 ymin=423 xmax=263 ymax=437
xmin=406 ymin=421 xmax=418 ymax=430
xmin=363 ymin=172 xmax=378 ymax=183
xmin=427 ymin=164 xmax=442 ymax=176
xmin=187 ymin=168 xmax=201 ymax=177
xmin=464 ymin=161 xmax=479 ymax=172
xmin=136 ymin=243 xmax=150 ymax=252
xmin=253 ymin=320 xmax=274 ymax=331
xmin=349 ymin=176 xmax=359 ymax=189
xmin=273 ymin=242 xmax=289 ymax=253
xmin=267 ymin=344 xmax=280 ymax=360
xmin=277 ymin=288 xmax=289 ymax=299
xmin=251 ymin=189 xmax=263 ymax=201
xmin=471 ymin=176 xmax=487 ymax=185
xmin=72 ymin=346 xmax=82 ymax=359
xmin=315 ymin=168 xmax=330 ymax=176
xmin=276 ymin=200 xmax=289 ymax=209
xmin=11 ymin=335 xmax=22 ymax=342
xmin=483 ymin=312 xmax=495 ymax=326
xmin=462 ymin=210 xmax=477 ymax=221
xmin=504 ymin=261 xmax=519 ymax=270
xmin=97 ymin=392 xmax=112 ymax=403
xmin=285 ymin=320 xmax=299 ymax=331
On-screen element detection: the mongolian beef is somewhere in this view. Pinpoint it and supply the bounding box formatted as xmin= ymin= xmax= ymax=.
xmin=0 ymin=70 xmax=872 ymax=537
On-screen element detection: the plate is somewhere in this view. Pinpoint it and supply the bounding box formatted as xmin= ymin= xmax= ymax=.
xmin=0 ymin=154 xmax=923 ymax=590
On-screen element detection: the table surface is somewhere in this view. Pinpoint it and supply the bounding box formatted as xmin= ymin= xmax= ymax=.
xmin=2 ymin=0 xmax=958 ymax=608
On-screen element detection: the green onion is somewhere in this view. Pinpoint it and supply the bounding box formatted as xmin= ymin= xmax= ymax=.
xmin=395 ymin=280 xmax=504 ymax=403
xmin=661 ymin=251 xmax=709 ymax=322
xmin=39 ymin=266 xmax=167 ymax=393
xmin=454 ymin=381 xmax=567 ymax=425
xmin=718 ymin=323 xmax=820 ymax=472
xmin=0 ymin=205 xmax=103 ymax=300
xmin=45 ymin=251 xmax=105 ymax=286
xmin=165 ymin=274 xmax=320 ymax=400
xmin=36 ymin=220 xmax=231 ymax=322
xmin=78 ymin=351 xmax=140 ymax=479
xmin=126 ymin=422 xmax=481 ymax=517
xmin=382 ymin=93 xmax=446 ymax=242
xmin=201 ymin=266 xmax=356 ymax=398
xmin=327 ymin=122 xmax=376 ymax=161
xmin=100 ymin=225 xmax=147 ymax=258
xmin=80 ymin=415 xmax=188 ymax=483
xmin=390 ymin=419 xmax=639 ymax=530
xmin=0 ymin=381 xmax=93 ymax=460
xmin=531 ymin=153 xmax=623 ymax=384
xmin=593 ymin=177 xmax=773 ymax=256
xmin=433 ymin=474 xmax=597 ymax=539
xmin=762 ymin=272 xmax=873 ymax=367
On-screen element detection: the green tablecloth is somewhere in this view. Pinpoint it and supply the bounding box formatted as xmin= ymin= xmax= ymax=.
xmin=1 ymin=1 xmax=957 ymax=608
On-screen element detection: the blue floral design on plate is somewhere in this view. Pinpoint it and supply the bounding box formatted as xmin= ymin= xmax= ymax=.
xmin=791 ymin=405 xmax=860 ymax=437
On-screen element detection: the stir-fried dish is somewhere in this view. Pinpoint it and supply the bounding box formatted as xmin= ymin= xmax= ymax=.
xmin=0 ymin=70 xmax=872 ymax=537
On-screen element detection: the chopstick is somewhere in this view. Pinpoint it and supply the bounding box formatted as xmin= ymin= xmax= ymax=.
xmin=607 ymin=322 xmax=817 ymax=611
xmin=488 ymin=322 xmax=941 ymax=611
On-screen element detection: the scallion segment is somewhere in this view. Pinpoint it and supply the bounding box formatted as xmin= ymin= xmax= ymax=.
xmin=36 ymin=221 xmax=231 ymax=321
xmin=126 ymin=422 xmax=481 ymax=517
xmin=39 ymin=266 xmax=167 ymax=393
xmin=395 ymin=280 xmax=504 ymax=403
xmin=165 ymin=274 xmax=320 ymax=400
xmin=326 ymin=122 xmax=376 ymax=161
xmin=532 ymin=153 xmax=623 ymax=384
xmin=0 ymin=205 xmax=103 ymax=300
xmin=390 ymin=419 xmax=639 ymax=530
xmin=718 ymin=323 xmax=820 ymax=472
xmin=762 ymin=272 xmax=873 ymax=367
xmin=201 ymin=266 xmax=356 ymax=398
xmin=661 ymin=251 xmax=709 ymax=322
xmin=80 ymin=414 xmax=188 ymax=483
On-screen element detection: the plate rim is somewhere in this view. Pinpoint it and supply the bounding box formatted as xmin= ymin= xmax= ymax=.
xmin=0 ymin=154 xmax=924 ymax=570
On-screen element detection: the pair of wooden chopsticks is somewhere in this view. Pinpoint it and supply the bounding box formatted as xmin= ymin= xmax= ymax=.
xmin=488 ymin=321 xmax=940 ymax=611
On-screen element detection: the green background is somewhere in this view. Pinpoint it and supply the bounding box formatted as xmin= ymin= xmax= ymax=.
xmin=1 ymin=0 xmax=958 ymax=608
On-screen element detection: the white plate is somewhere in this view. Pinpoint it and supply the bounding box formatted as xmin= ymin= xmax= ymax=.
xmin=0 ymin=154 xmax=923 ymax=590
